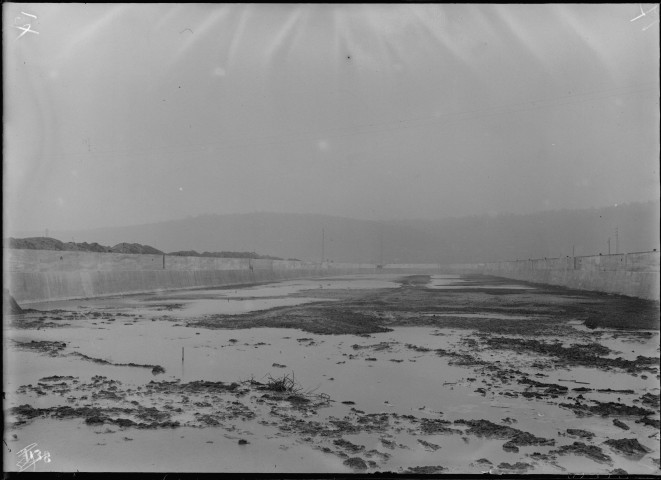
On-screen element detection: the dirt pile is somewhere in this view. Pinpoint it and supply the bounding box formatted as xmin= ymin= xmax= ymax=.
xmin=168 ymin=250 xmax=285 ymax=260
xmin=7 ymin=237 xmax=71 ymax=250
xmin=6 ymin=237 xmax=164 ymax=255
xmin=109 ymin=243 xmax=163 ymax=254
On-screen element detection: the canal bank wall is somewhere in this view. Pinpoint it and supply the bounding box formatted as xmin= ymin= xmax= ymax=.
xmin=5 ymin=249 xmax=659 ymax=304
xmin=440 ymin=251 xmax=660 ymax=301
xmin=4 ymin=249 xmax=376 ymax=304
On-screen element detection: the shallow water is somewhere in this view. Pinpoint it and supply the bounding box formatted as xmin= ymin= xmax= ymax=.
xmin=4 ymin=274 xmax=659 ymax=473
xmin=145 ymin=297 xmax=332 ymax=318
xmin=423 ymin=313 xmax=545 ymax=320
xmin=27 ymin=276 xmax=401 ymax=319
xmin=148 ymin=275 xmax=402 ymax=300
xmin=6 ymin=323 xmax=659 ymax=473
xmin=429 ymin=285 xmax=537 ymax=290
xmin=6 ymin=419 xmax=349 ymax=472
xmin=426 ymin=275 xmax=536 ymax=290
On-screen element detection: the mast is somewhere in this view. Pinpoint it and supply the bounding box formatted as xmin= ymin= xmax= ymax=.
xmin=380 ymin=230 xmax=383 ymax=265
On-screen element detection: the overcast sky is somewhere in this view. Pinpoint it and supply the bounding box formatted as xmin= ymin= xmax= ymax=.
xmin=4 ymin=4 xmax=659 ymax=233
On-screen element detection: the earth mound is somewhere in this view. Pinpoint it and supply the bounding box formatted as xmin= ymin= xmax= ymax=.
xmin=6 ymin=237 xmax=163 ymax=255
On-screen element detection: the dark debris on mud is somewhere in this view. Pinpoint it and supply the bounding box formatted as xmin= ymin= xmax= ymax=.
xmin=559 ymin=399 xmax=655 ymax=417
xmin=453 ymin=419 xmax=555 ymax=452
xmin=13 ymin=340 xmax=67 ymax=355
xmin=190 ymin=305 xmax=392 ymax=335
xmin=69 ymin=352 xmax=166 ymax=374
xmin=485 ymin=337 xmax=659 ymax=374
xmin=169 ymin=274 xmax=661 ymax=337
xmin=11 ymin=339 xmax=167 ymax=374
xmin=495 ymin=461 xmax=534 ymax=473
xmin=604 ymin=438 xmax=652 ymax=457
xmin=405 ymin=465 xmax=446 ymax=474
xmin=565 ymin=428 xmax=595 ymax=439
xmin=550 ymin=441 xmax=613 ymax=464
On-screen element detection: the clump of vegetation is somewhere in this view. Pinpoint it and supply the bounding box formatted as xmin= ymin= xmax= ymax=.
xmin=265 ymin=372 xmax=301 ymax=393
xmin=255 ymin=372 xmax=330 ymax=404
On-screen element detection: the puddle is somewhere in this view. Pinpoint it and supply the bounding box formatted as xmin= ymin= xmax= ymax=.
xmin=6 ymin=419 xmax=349 ymax=473
xmin=426 ymin=275 xmax=535 ymax=290
xmin=146 ymin=276 xmax=402 ymax=301
xmin=423 ymin=313 xmax=544 ymax=320
xmin=25 ymin=276 xmax=401 ymax=319
xmin=429 ymin=285 xmax=537 ymax=290
xmin=427 ymin=275 xmax=465 ymax=288
xmin=143 ymin=297 xmax=331 ymax=318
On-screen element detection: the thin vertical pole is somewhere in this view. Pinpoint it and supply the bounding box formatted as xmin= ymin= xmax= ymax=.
xmin=380 ymin=231 xmax=384 ymax=265
xmin=615 ymin=226 xmax=619 ymax=254
xmin=321 ymin=228 xmax=325 ymax=264
xmin=181 ymin=346 xmax=185 ymax=382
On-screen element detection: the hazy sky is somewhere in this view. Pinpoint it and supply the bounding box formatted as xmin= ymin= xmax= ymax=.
xmin=4 ymin=4 xmax=659 ymax=232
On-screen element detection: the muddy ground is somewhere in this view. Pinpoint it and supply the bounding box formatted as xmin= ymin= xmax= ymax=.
xmin=4 ymin=274 xmax=660 ymax=473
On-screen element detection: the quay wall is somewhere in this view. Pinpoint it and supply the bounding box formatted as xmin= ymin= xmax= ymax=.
xmin=5 ymin=249 xmax=658 ymax=303
xmin=441 ymin=251 xmax=660 ymax=300
xmin=4 ymin=249 xmax=376 ymax=304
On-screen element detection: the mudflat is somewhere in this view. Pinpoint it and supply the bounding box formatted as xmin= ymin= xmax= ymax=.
xmin=4 ymin=274 xmax=660 ymax=473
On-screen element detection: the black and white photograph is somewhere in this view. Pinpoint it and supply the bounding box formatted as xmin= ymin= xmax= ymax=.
xmin=3 ymin=3 xmax=660 ymax=474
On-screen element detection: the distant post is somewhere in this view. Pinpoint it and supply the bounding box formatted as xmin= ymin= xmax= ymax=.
xmin=615 ymin=226 xmax=619 ymax=254
xmin=380 ymin=231 xmax=384 ymax=266
xmin=321 ymin=228 xmax=325 ymax=265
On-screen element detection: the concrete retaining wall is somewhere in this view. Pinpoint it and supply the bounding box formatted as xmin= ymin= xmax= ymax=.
xmin=4 ymin=249 xmax=376 ymax=304
xmin=443 ymin=251 xmax=660 ymax=300
xmin=6 ymin=248 xmax=658 ymax=303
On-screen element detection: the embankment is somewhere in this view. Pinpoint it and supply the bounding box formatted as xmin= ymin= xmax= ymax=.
xmin=442 ymin=251 xmax=660 ymax=301
xmin=4 ymin=249 xmax=376 ymax=304
xmin=5 ymin=249 xmax=659 ymax=304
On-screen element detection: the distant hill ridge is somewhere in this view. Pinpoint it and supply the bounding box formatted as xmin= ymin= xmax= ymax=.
xmin=168 ymin=250 xmax=292 ymax=260
xmin=11 ymin=200 xmax=660 ymax=264
xmin=5 ymin=237 xmax=286 ymax=260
